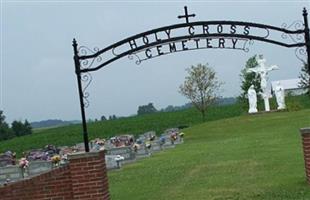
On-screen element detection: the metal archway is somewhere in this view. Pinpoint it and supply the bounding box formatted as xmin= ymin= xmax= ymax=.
xmin=72 ymin=6 xmax=310 ymax=152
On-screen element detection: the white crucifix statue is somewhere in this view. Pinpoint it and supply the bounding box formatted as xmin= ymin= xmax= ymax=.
xmin=247 ymin=55 xmax=279 ymax=112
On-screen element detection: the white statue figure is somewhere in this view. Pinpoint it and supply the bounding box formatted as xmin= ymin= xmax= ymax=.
xmin=274 ymin=81 xmax=286 ymax=110
xmin=247 ymin=55 xmax=279 ymax=112
xmin=247 ymin=85 xmax=258 ymax=113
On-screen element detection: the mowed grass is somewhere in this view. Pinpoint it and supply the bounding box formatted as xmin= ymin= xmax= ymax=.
xmin=108 ymin=109 xmax=310 ymax=200
xmin=0 ymin=104 xmax=243 ymax=157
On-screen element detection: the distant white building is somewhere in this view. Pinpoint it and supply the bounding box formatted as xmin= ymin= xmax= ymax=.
xmin=271 ymin=78 xmax=307 ymax=96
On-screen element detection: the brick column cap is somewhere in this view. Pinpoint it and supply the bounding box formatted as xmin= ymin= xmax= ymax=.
xmin=300 ymin=127 xmax=310 ymax=135
xmin=67 ymin=150 xmax=104 ymax=160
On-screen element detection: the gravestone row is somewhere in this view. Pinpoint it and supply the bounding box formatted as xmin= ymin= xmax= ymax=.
xmin=104 ymin=129 xmax=184 ymax=170
xmin=0 ymin=128 xmax=185 ymax=183
xmin=0 ymin=161 xmax=55 ymax=185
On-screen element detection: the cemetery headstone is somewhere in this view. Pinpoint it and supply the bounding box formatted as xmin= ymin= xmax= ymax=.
xmin=0 ymin=166 xmax=23 ymax=184
xmin=26 ymin=149 xmax=49 ymax=161
xmin=106 ymin=146 xmax=135 ymax=163
xmin=28 ymin=161 xmax=53 ymax=176
xmin=105 ymin=155 xmax=121 ymax=170
xmin=135 ymin=147 xmax=151 ymax=159
xmin=0 ymin=153 xmax=15 ymax=167
xmin=151 ymin=141 xmax=162 ymax=152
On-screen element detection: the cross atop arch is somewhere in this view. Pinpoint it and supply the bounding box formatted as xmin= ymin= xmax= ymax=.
xmin=178 ymin=6 xmax=196 ymax=23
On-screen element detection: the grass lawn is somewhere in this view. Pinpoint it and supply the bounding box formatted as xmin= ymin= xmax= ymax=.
xmin=108 ymin=109 xmax=310 ymax=200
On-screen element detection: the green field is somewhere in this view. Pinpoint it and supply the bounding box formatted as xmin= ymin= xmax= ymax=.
xmin=0 ymin=103 xmax=243 ymax=156
xmin=108 ymin=109 xmax=310 ymax=200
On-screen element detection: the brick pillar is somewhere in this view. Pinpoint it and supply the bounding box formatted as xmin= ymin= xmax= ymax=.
xmin=68 ymin=150 xmax=110 ymax=200
xmin=300 ymin=127 xmax=310 ymax=184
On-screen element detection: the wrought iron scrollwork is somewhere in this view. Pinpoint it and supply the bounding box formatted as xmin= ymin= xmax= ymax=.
xmin=281 ymin=21 xmax=306 ymax=63
xmin=281 ymin=21 xmax=304 ymax=43
xmin=243 ymin=39 xmax=254 ymax=53
xmin=77 ymin=46 xmax=101 ymax=108
xmin=81 ymin=72 xmax=92 ymax=108
xmin=262 ymin=28 xmax=270 ymax=39
xmin=128 ymin=53 xmax=142 ymax=65
xmin=295 ymin=47 xmax=307 ymax=63
xmin=112 ymin=47 xmax=120 ymax=56
xmin=78 ymin=46 xmax=102 ymax=69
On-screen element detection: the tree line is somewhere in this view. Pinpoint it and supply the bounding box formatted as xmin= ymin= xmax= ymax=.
xmin=0 ymin=111 xmax=32 ymax=141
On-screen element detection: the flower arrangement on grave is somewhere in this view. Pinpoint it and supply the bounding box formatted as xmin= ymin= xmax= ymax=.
xmin=19 ymin=158 xmax=29 ymax=169
xmin=19 ymin=158 xmax=29 ymax=178
xmin=12 ymin=152 xmax=17 ymax=165
xmin=150 ymin=135 xmax=156 ymax=141
xmin=170 ymin=133 xmax=177 ymax=141
xmin=133 ymin=143 xmax=140 ymax=152
xmin=159 ymin=136 xmax=166 ymax=144
xmin=93 ymin=138 xmax=106 ymax=151
xmin=169 ymin=132 xmax=178 ymax=145
xmin=51 ymin=155 xmax=61 ymax=167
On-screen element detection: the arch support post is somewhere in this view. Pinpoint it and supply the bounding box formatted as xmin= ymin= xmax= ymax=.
xmin=303 ymin=8 xmax=310 ymax=75
xmin=72 ymin=39 xmax=90 ymax=152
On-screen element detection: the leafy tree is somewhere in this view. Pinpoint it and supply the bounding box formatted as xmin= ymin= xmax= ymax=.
xmin=108 ymin=115 xmax=117 ymax=120
xmin=0 ymin=125 xmax=14 ymax=141
xmin=238 ymin=55 xmax=261 ymax=103
xmin=163 ymin=105 xmax=175 ymax=112
xmin=0 ymin=111 xmax=14 ymax=141
xmin=299 ymin=62 xmax=309 ymax=95
xmin=24 ymin=120 xmax=32 ymax=134
xmin=0 ymin=110 xmax=5 ymax=124
xmin=179 ymin=63 xmax=222 ymax=121
xmin=100 ymin=115 xmax=107 ymax=121
xmin=11 ymin=120 xmax=32 ymax=137
xmin=137 ymin=103 xmax=157 ymax=115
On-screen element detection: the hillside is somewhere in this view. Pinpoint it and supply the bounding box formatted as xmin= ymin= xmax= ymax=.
xmin=108 ymin=109 xmax=310 ymax=199
xmin=31 ymin=119 xmax=80 ymax=129
xmin=0 ymin=104 xmax=243 ymax=156
xmin=0 ymin=95 xmax=309 ymax=157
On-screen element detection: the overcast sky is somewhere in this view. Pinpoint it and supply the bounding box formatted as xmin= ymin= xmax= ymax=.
xmin=1 ymin=0 xmax=309 ymax=123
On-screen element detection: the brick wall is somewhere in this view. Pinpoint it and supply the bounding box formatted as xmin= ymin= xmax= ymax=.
xmin=300 ymin=128 xmax=310 ymax=184
xmin=0 ymin=150 xmax=110 ymax=200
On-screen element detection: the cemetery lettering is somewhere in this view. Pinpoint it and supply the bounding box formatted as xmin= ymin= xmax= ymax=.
xmin=125 ymin=24 xmax=252 ymax=60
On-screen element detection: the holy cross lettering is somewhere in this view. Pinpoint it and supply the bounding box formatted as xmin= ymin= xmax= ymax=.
xmin=125 ymin=7 xmax=253 ymax=61
xmin=127 ymin=24 xmax=251 ymax=51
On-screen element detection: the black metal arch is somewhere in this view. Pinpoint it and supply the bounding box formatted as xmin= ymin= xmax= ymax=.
xmin=77 ymin=20 xmax=306 ymax=73
xmin=72 ymin=6 xmax=310 ymax=152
